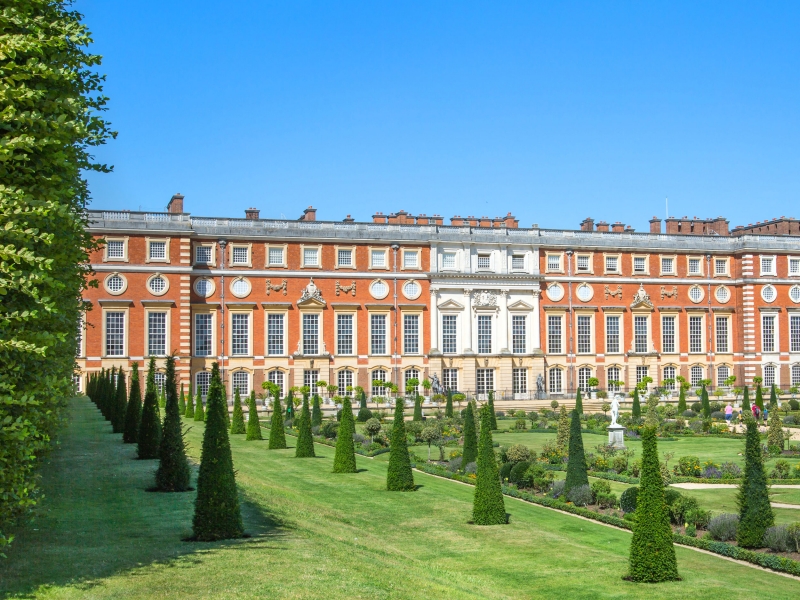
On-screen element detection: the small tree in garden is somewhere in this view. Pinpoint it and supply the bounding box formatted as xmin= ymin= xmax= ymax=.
xmin=185 ymin=386 xmax=195 ymax=419
xmin=701 ymin=385 xmax=711 ymax=419
xmin=445 ymin=390 xmax=454 ymax=418
xmin=741 ymin=385 xmax=751 ymax=414
xmin=461 ymin=401 xmax=478 ymax=467
xmin=421 ymin=378 xmax=432 ymax=399
xmin=246 ymin=391 xmax=263 ymax=441
xmin=574 ymin=388 xmax=583 ymax=415
xmin=556 ymin=406 xmax=569 ymax=452
xmin=768 ymin=408 xmax=784 ymax=451
xmin=193 ymin=388 xmax=205 ymax=421
xmin=755 ymin=383 xmax=764 ymax=410
xmin=769 ymin=385 xmax=778 ymax=408
xmin=112 ymin=369 xmax=127 ymax=434
xmin=267 ymin=391 xmax=287 ymax=450
xmin=137 ymin=358 xmax=162 ymax=460
xmin=487 ymin=390 xmax=498 ymax=430
xmin=333 ymin=397 xmax=357 ymax=473
xmin=473 ymin=404 xmax=506 ymax=525
xmin=737 ymin=419 xmax=774 ymax=547
xmin=295 ymin=395 xmax=315 ymax=458
xmin=631 ymin=388 xmax=641 ymax=418
xmin=192 ymin=363 xmax=243 ymax=541
xmin=364 ymin=418 xmax=382 ymax=443
xmin=178 ymin=384 xmax=186 ymax=415
xmin=564 ymin=409 xmax=588 ymax=496
xmin=677 ymin=385 xmax=687 ymax=414
xmin=421 ymin=425 xmax=440 ymax=462
xmin=154 ymin=355 xmax=191 ymax=492
xmin=230 ymin=388 xmax=246 ymax=435
xmin=386 ymin=399 xmax=415 ymax=491
xmin=123 ymin=362 xmax=142 ymax=444
xmin=312 ymin=394 xmax=323 ymax=427
xmin=413 ymin=395 xmax=423 ymax=421
xmin=626 ymin=424 xmax=679 ymax=582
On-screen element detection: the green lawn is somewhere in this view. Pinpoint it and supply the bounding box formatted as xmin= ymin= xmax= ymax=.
xmin=3 ymin=397 xmax=800 ymax=599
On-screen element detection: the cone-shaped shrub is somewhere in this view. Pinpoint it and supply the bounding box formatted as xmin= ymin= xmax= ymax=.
xmin=194 ymin=389 xmax=205 ymax=422
xmin=312 ymin=394 xmax=323 ymax=427
xmin=268 ymin=394 xmax=287 ymax=449
xmin=333 ymin=397 xmax=357 ymax=473
xmin=461 ymin=401 xmax=478 ymax=468
xmin=574 ymin=389 xmax=583 ymax=415
xmin=631 ymin=388 xmax=641 ymax=418
xmin=741 ymin=386 xmax=751 ymax=413
xmin=105 ymin=366 xmax=116 ymax=422
xmin=473 ymin=404 xmax=506 ymax=525
xmin=295 ymin=395 xmax=315 ymax=457
xmin=185 ymin=387 xmax=195 ymax=419
xmin=413 ymin=395 xmax=423 ymax=421
xmin=769 ymin=385 xmax=778 ymax=408
xmin=154 ymin=355 xmax=191 ymax=492
xmin=137 ymin=358 xmax=162 ymax=459
xmin=755 ymin=385 xmax=764 ymax=410
xmin=487 ymin=390 xmax=498 ymax=430
xmin=246 ymin=391 xmax=263 ymax=440
xmin=112 ymin=369 xmax=127 ymax=434
xmin=387 ymin=399 xmax=415 ymax=491
xmin=123 ymin=363 xmax=142 ymax=444
xmin=564 ymin=409 xmax=589 ymax=496
xmin=768 ymin=408 xmax=784 ymax=450
xmin=192 ymin=362 xmax=244 ymax=541
xmin=178 ymin=384 xmax=186 ymax=415
xmin=701 ymin=385 xmax=711 ymax=419
xmin=445 ymin=390 xmax=454 ymax=418
xmin=677 ymin=386 xmax=687 ymax=414
xmin=285 ymin=390 xmax=295 ymax=422
xmin=230 ymin=388 xmax=246 ymax=434
xmin=556 ymin=406 xmax=569 ymax=451
xmin=737 ymin=419 xmax=774 ymax=547
xmin=627 ymin=424 xmax=679 ymax=582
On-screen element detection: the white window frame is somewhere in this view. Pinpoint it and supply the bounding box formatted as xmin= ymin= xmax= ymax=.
xmin=145 ymin=237 xmax=170 ymax=264
xmin=103 ymin=237 xmax=129 ymax=263
xmin=760 ymin=255 xmax=777 ymax=276
xmin=229 ymin=311 xmax=252 ymax=357
xmin=266 ymin=244 xmax=287 ymax=268
xmin=194 ymin=243 xmax=215 ymax=266
xmin=441 ymin=251 xmax=458 ymax=271
xmin=265 ymin=311 xmax=286 ymax=356
xmin=103 ymin=308 xmax=128 ymax=358
xmin=301 ymin=244 xmax=322 ymax=268
xmin=511 ymin=254 xmax=526 ymax=272
xmin=687 ymin=255 xmax=703 ymax=276
xmin=369 ymin=247 xmax=389 ymax=270
xmin=476 ymin=253 xmax=492 ymax=272
xmin=762 ymin=313 xmax=777 ymax=354
xmin=336 ymin=312 xmax=356 ymax=356
xmin=789 ymin=257 xmax=800 ymax=277
xmin=575 ymin=253 xmax=593 ymax=274
xmin=790 ymin=314 xmax=800 ymax=354
xmin=575 ymin=313 xmax=593 ymax=354
xmin=229 ymin=243 xmax=252 ymax=267
xmin=335 ymin=245 xmax=356 ymax=270
xmin=402 ymin=312 xmax=421 ymax=355
xmin=763 ymin=364 xmax=777 ymax=388
xmin=545 ymin=252 xmax=564 ymax=274
xmin=662 ymin=314 xmax=676 ymax=354
xmin=631 ymin=254 xmax=649 ymax=275
xmin=688 ymin=314 xmax=704 ymax=354
xmin=659 ymin=254 xmax=676 ymax=276
xmin=715 ymin=315 xmax=730 ymax=354
xmin=511 ymin=314 xmax=527 ymax=354
xmin=547 ymin=313 xmax=564 ymax=354
xmin=401 ymin=249 xmax=421 ymax=270
xmin=267 ymin=369 xmax=285 ymax=396
xmin=603 ymin=253 xmax=621 ymax=274
xmin=512 ymin=368 xmax=527 ymax=395
xmin=231 ymin=370 xmax=250 ymax=396
xmin=548 ymin=367 xmax=563 ymax=394
xmin=370 ymin=311 xmax=389 ymax=356
xmin=371 ymin=368 xmax=388 ymax=396
xmin=302 ymin=312 xmax=321 ymax=355
xmin=714 ymin=257 xmax=730 ymax=277
xmin=605 ymin=314 xmax=622 ymax=354
xmin=441 ymin=313 xmax=459 ymax=354
xmin=145 ymin=309 xmax=170 ymax=357
xmin=193 ymin=310 xmax=215 ymax=357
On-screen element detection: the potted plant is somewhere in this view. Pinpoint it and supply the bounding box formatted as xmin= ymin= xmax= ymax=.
xmin=587 ymin=377 xmax=600 ymax=399
xmin=421 ymin=378 xmax=432 ymax=402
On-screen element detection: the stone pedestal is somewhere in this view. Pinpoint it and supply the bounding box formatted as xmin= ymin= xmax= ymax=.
xmin=607 ymin=424 xmax=626 ymax=449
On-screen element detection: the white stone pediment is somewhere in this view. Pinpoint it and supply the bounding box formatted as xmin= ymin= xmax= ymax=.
xmin=507 ymin=300 xmax=534 ymax=311
xmin=297 ymin=297 xmax=326 ymax=308
xmin=437 ymin=299 xmax=464 ymax=310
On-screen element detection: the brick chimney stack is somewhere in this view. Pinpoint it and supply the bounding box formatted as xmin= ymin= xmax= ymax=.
xmin=580 ymin=217 xmax=594 ymax=232
xmin=649 ymin=217 xmax=662 ymax=234
xmin=167 ymin=193 xmax=184 ymax=214
xmin=372 ymin=212 xmax=387 ymax=224
xmin=245 ymin=207 xmax=260 ymax=220
xmin=611 ymin=222 xmax=625 ymax=233
xmin=299 ymin=206 xmax=317 ymax=221
xmin=595 ymin=221 xmax=609 ymax=232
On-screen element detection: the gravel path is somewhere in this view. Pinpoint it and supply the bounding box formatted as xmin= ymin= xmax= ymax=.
xmin=671 ymin=483 xmax=800 ymax=490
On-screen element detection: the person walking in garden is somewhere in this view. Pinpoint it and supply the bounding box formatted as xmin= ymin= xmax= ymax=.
xmin=752 ymin=404 xmax=760 ymax=420
xmin=725 ymin=403 xmax=733 ymax=423
xmin=763 ymin=406 xmax=768 ymax=423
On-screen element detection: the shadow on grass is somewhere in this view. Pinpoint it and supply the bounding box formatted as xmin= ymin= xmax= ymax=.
xmin=0 ymin=399 xmax=290 ymax=600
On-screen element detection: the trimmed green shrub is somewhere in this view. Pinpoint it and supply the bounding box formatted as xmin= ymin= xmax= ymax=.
xmin=154 ymin=355 xmax=191 ymax=492
xmin=505 ymin=444 xmax=532 ymax=463
xmin=768 ymin=409 xmax=784 ymax=451
xmin=193 ymin=389 xmax=205 ymax=422
xmin=509 ymin=461 xmax=531 ymax=485
xmin=230 ymin=388 xmax=245 ymax=435
xmin=185 ymin=387 xmax=195 ymax=419
xmin=137 ymin=358 xmax=162 ymax=460
xmin=461 ymin=401 xmax=478 ymax=468
xmin=770 ymin=385 xmax=778 ymax=408
xmin=178 ymin=384 xmax=186 ymax=415
xmin=556 ymin=406 xmax=569 ymax=451
xmin=741 ymin=386 xmax=751 ymax=413
xmin=487 ymin=390 xmax=498 ymax=430
xmin=285 ymin=390 xmax=295 ymax=422
xmin=708 ymin=513 xmax=739 ymax=541
xmin=413 ymin=395 xmax=423 ymax=421
xmin=755 ymin=385 xmax=764 ymax=410
xmin=445 ymin=390 xmax=454 ymax=418
xmin=473 ymin=404 xmax=506 ymax=525
xmin=620 ymin=486 xmax=639 ymax=513
xmin=387 ymin=399 xmax=415 ymax=491
xmin=192 ymin=362 xmax=243 ymax=540
xmin=333 ymin=397 xmax=357 ymax=473
xmin=567 ymin=484 xmax=592 ymax=507
xmin=574 ymin=389 xmax=583 ymax=415
xmin=631 ymin=388 xmax=641 ymax=418
xmin=312 ymin=394 xmax=323 ymax=427
xmin=737 ymin=419 xmax=774 ymax=547
xmin=246 ymin=391 xmax=262 ymax=441
xmin=564 ymin=409 xmax=588 ymax=496
xmin=764 ymin=525 xmax=791 ymax=552
xmin=295 ymin=395 xmax=315 ymax=457
xmin=677 ymin=387 xmax=687 ymax=414
xmin=268 ymin=394 xmax=287 ymax=449
xmin=123 ymin=362 xmax=142 ymax=444
xmin=112 ymin=369 xmax=127 ymax=434
xmin=627 ymin=425 xmax=679 ymax=582
xmin=701 ymin=385 xmax=711 ymax=419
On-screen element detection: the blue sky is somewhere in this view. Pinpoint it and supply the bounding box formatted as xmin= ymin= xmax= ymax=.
xmin=80 ymin=1 xmax=800 ymax=231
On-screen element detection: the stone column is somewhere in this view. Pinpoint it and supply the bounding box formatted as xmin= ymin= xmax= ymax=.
xmin=429 ymin=287 xmax=440 ymax=354
xmin=463 ymin=289 xmax=474 ymax=354
xmin=499 ymin=289 xmax=510 ymax=353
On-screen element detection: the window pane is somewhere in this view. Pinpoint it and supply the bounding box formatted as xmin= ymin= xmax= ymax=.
xmin=578 ymin=367 xmax=591 ymax=392
xmin=404 ymin=314 xmax=419 ymax=354
xmin=791 ymin=315 xmax=800 ymax=353
xmin=717 ymin=366 xmax=729 ymax=388
xmin=577 ymin=255 xmax=589 ymax=271
xmin=634 ymin=316 xmax=648 ymax=353
xmin=548 ymin=315 xmax=562 ymax=354
xmin=512 ymin=255 xmax=525 ymax=270
xmin=633 ymin=257 xmax=646 ymax=272
xmin=442 ymin=315 xmax=457 ymax=353
xmin=267 ymin=314 xmax=284 ymax=355
xmin=690 ymin=366 xmax=703 ymax=385
xmin=689 ymin=258 xmax=700 ymax=274
xmin=403 ymin=252 xmax=418 ymax=268
xmin=549 ymin=368 xmax=562 ymax=393
xmin=338 ymin=370 xmax=353 ymax=395
xmin=477 ymin=255 xmax=491 ymax=270
xmin=664 ymin=366 xmax=676 ymax=389
xmin=442 ymin=369 xmax=458 ymax=391
xmin=608 ymin=367 xmax=621 ymax=391
xmin=304 ymin=248 xmax=319 ymax=266
xmin=662 ymin=316 xmax=675 ymax=353
xmin=577 ymin=316 xmax=591 ymax=354
xmin=547 ymin=255 xmax=560 ymax=270
xmin=689 ymin=316 xmax=703 ymax=353
xmin=371 ymin=250 xmax=386 ymax=268
xmin=105 ymin=312 xmax=125 ymax=356
xmin=267 ymin=370 xmax=284 ymax=396
xmin=303 ymin=314 xmax=319 ymax=355
xmin=107 ymin=240 xmax=124 ymax=258
xmin=372 ymin=369 xmax=387 ymax=395
xmin=606 ymin=316 xmax=620 ymax=354
xmin=477 ymin=315 xmax=492 ymax=354
xmin=231 ymin=313 xmax=249 ymax=356
xmin=303 ymin=369 xmax=319 ymax=388
xmin=513 ymin=368 xmax=527 ymax=394
xmin=196 ymin=246 xmax=211 ymax=264
xmin=442 ymin=253 xmax=456 ymax=269
xmin=512 ymin=315 xmax=526 ymax=354
xmin=149 ymin=241 xmax=166 ymax=259
xmin=662 ymin=257 xmax=673 ymax=273
xmin=232 ymin=246 xmax=248 ymax=264
xmin=716 ymin=317 xmax=729 ymax=353
xmin=715 ymin=259 xmax=726 ymax=274
xmin=268 ymin=247 xmax=284 ymax=265
xmin=148 ymin=312 xmax=167 ymax=356
xmin=476 ymin=368 xmax=494 ymax=394
xmin=337 ymin=314 xmax=353 ymax=355
xmin=196 ymin=371 xmax=211 ymax=397
xmin=232 ymin=371 xmax=249 ymax=395
xmin=764 ymin=365 xmax=776 ymax=387
xmin=337 ymin=249 xmax=352 ymax=266
xmin=194 ymin=313 xmax=212 ymax=356
xmin=762 ymin=315 xmax=775 ymax=353
xmin=371 ymin=314 xmax=386 ymax=354
xmin=606 ymin=256 xmax=618 ymax=271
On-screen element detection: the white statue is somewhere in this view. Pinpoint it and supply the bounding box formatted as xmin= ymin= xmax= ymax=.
xmin=610 ymin=397 xmax=620 ymax=427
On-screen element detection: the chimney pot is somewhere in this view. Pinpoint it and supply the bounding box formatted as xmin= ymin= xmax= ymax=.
xmin=167 ymin=193 xmax=184 ymax=214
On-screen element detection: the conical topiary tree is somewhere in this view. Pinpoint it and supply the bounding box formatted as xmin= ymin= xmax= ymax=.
xmin=556 ymin=406 xmax=569 ymax=452
xmin=487 ymin=390 xmax=498 ymax=430
xmin=355 ymin=390 xmax=371 ymax=423
xmin=268 ymin=393 xmax=287 ymax=449
xmin=574 ymin=389 xmax=583 ymax=415
xmin=123 ymin=362 xmax=142 ymax=444
xmin=246 ymin=391 xmax=262 ymax=440
xmin=769 ymin=385 xmax=778 ymax=408
xmin=137 ymin=358 xmax=162 ymax=459
xmin=295 ymin=394 xmax=315 ymax=457
xmin=461 ymin=401 xmax=478 ymax=468
xmin=112 ymin=369 xmax=127 ymax=434
xmin=445 ymin=389 xmax=454 ymax=418
xmin=473 ymin=403 xmax=506 ymax=525
xmin=192 ymin=362 xmax=244 ymax=541
xmin=386 ymin=398 xmax=415 ymax=491
xmin=194 ymin=388 xmax=205 ymax=422
xmin=185 ymin=386 xmax=195 ymax=419
xmin=285 ymin=390 xmax=295 ymax=423
xmin=230 ymin=388 xmax=246 ymax=434
xmin=105 ymin=366 xmax=116 ymax=422
xmin=564 ymin=409 xmax=588 ymax=497
xmin=768 ymin=408 xmax=784 ymax=451
xmin=631 ymin=388 xmax=641 ymax=418
xmin=677 ymin=385 xmax=687 ymax=414
xmin=154 ymin=354 xmax=191 ymax=492
xmin=737 ymin=419 xmax=774 ymax=547
xmin=312 ymin=394 xmax=323 ymax=427
xmin=413 ymin=395 xmax=423 ymax=421
xmin=178 ymin=383 xmax=186 ymax=415
xmin=755 ymin=385 xmax=764 ymax=410
xmin=627 ymin=424 xmax=679 ymax=582
xmin=333 ymin=396 xmax=357 ymax=473
xmin=741 ymin=386 xmax=751 ymax=414
xmin=701 ymin=385 xmax=711 ymax=419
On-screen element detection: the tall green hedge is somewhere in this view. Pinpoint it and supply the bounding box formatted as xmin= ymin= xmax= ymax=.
xmin=268 ymin=394 xmax=287 ymax=449
xmin=769 ymin=385 xmax=778 ymax=408
xmin=564 ymin=409 xmax=588 ymax=496
xmin=154 ymin=355 xmax=191 ymax=492
xmin=246 ymin=391 xmax=262 ymax=441
xmin=473 ymin=404 xmax=506 ymax=525
xmin=122 ymin=362 xmax=142 ymax=444
xmin=627 ymin=425 xmax=679 ymax=582
xmin=387 ymin=399 xmax=415 ymax=491
xmin=737 ymin=419 xmax=774 ymax=547
xmin=701 ymin=385 xmax=711 ymax=419
xmin=741 ymin=386 xmax=751 ymax=413
xmin=193 ymin=389 xmax=205 ymax=422
xmin=413 ymin=395 xmax=423 ymax=421
xmin=333 ymin=397 xmax=357 ymax=473
xmin=574 ymin=389 xmax=583 ymax=415
xmin=677 ymin=386 xmax=687 ymax=414
xmin=112 ymin=369 xmax=127 ymax=434
xmin=755 ymin=386 xmax=764 ymax=410
xmin=295 ymin=395 xmax=315 ymax=457
xmin=230 ymin=388 xmax=245 ymax=435
xmin=631 ymin=388 xmax=641 ymax=418
xmin=137 ymin=358 xmax=162 ymax=460
xmin=487 ymin=391 xmax=498 ymax=430
xmin=192 ymin=363 xmax=243 ymax=541
xmin=311 ymin=394 xmax=323 ymax=427
xmin=445 ymin=390 xmax=454 ymax=418
xmin=461 ymin=401 xmax=478 ymax=467
xmin=184 ymin=387 xmax=195 ymax=419
xmin=178 ymin=384 xmax=186 ymax=415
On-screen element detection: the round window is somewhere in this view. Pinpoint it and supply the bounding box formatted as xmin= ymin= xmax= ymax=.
xmin=546 ymin=283 xmax=564 ymax=302
xmin=370 ymin=280 xmax=389 ymax=299
xmin=761 ymin=285 xmax=776 ymax=303
xmin=790 ymin=285 xmax=800 ymax=304
xmin=230 ymin=278 xmax=251 ymax=298
xmin=148 ymin=275 xmax=167 ymax=295
xmin=403 ymin=280 xmax=421 ymax=300
xmin=194 ymin=278 xmax=214 ymax=298
xmin=715 ymin=285 xmax=730 ymax=304
xmin=105 ymin=273 xmax=126 ymax=295
xmin=688 ymin=285 xmax=703 ymax=303
xmin=576 ymin=283 xmax=593 ymax=302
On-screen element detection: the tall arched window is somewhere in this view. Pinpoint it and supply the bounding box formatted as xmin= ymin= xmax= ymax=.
xmin=578 ymin=367 xmax=592 ymax=393
xmin=232 ymin=371 xmax=249 ymax=396
xmin=338 ymin=369 xmax=353 ymax=396
xmin=607 ymin=366 xmax=621 ymax=392
xmin=267 ymin=370 xmax=284 ymax=396
xmin=690 ymin=365 xmax=704 ymax=386
xmin=549 ymin=367 xmax=562 ymax=394
xmin=196 ymin=371 xmax=211 ymax=397
xmin=405 ymin=368 xmax=420 ymax=395
xmin=154 ymin=372 xmax=166 ymax=395
xmin=663 ymin=366 xmax=676 ymax=390
xmin=371 ymin=369 xmax=387 ymax=396
xmin=763 ymin=364 xmax=776 ymax=387
xmin=717 ymin=365 xmax=730 ymax=388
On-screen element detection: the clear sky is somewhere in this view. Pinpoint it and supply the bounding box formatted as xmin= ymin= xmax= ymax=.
xmin=79 ymin=1 xmax=800 ymax=231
